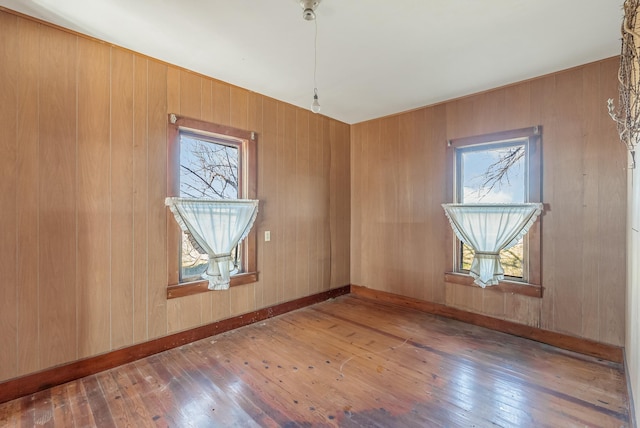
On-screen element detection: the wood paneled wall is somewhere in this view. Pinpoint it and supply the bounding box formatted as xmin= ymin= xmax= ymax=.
xmin=351 ymin=57 xmax=627 ymax=346
xmin=0 ymin=10 xmax=350 ymax=382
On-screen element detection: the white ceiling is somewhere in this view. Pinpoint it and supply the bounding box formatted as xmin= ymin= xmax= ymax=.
xmin=0 ymin=0 xmax=623 ymax=124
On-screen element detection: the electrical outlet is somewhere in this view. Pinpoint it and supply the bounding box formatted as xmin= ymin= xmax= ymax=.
xmin=265 ymin=231 xmax=271 ymax=242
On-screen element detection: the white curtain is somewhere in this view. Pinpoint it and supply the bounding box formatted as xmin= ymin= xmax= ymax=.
xmin=442 ymin=203 xmax=543 ymax=288
xmin=165 ymin=198 xmax=259 ymax=290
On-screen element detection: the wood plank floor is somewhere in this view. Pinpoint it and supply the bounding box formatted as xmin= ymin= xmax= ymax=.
xmin=0 ymin=295 xmax=630 ymax=427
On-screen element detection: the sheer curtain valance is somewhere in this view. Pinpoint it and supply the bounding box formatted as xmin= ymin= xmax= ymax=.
xmin=166 ymin=198 xmax=259 ymax=290
xmin=442 ymin=203 xmax=543 ymax=288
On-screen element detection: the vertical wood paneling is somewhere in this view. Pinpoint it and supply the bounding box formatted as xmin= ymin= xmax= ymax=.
xmin=282 ymin=105 xmax=297 ymax=300
xmin=359 ymin=121 xmax=380 ymax=290
xmin=501 ymin=82 xmax=533 ymax=319
xmin=504 ymin=83 xmax=531 ymax=129
xmin=275 ymin=102 xmax=287 ymax=303
xmin=146 ymin=59 xmax=168 ymax=339
xmin=530 ymin=74 xmax=557 ymax=331
xmin=321 ymin=117 xmax=332 ymax=290
xmin=350 ymin=123 xmax=363 ymax=287
xmin=331 ymin=122 xmax=351 ymax=288
xmin=428 ymin=104 xmax=447 ymax=305
xmin=179 ymin=71 xmax=200 ymax=118
xmin=296 ymin=110 xmax=311 ymax=298
xmin=379 ymin=117 xmax=400 ymax=291
xmin=0 ymin=10 xmax=351 ymax=381
xmin=110 ymin=48 xmax=135 ymax=350
xmin=308 ymin=113 xmax=322 ymax=295
xmin=212 ymin=81 xmax=230 ymax=126
xmin=16 ymin=18 xmax=41 ymax=375
xmin=201 ymin=80 xmax=213 ymax=123
xmin=396 ymin=112 xmax=424 ymax=297
xmin=598 ymin=59 xmax=627 ymax=346
xmin=247 ymin=91 xmax=263 ymax=309
xmin=77 ymin=38 xmax=111 ymax=358
xmin=38 ymin=25 xmax=77 ymax=368
xmin=581 ymin=62 xmax=601 ymax=340
xmin=229 ymin=86 xmax=254 ymax=316
xmin=506 ymin=294 xmax=540 ymax=327
xmin=260 ymin=98 xmax=279 ymax=307
xmin=0 ymin=11 xmax=18 ymax=381
xmin=132 ymin=55 xmax=149 ymax=344
xmin=351 ymin=58 xmax=626 ymax=346
xmin=551 ymin=68 xmax=584 ymax=338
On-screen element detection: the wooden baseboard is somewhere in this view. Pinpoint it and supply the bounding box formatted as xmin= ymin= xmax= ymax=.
xmin=0 ymin=285 xmax=350 ymax=405
xmin=350 ymin=284 xmax=623 ymax=364
xmin=625 ymin=350 xmax=638 ymax=427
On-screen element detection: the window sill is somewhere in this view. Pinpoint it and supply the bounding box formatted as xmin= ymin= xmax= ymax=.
xmin=167 ymin=272 xmax=259 ymax=299
xmin=444 ymin=272 xmax=542 ymax=298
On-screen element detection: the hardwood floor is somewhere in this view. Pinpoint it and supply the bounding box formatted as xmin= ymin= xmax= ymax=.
xmin=0 ymin=295 xmax=630 ymax=427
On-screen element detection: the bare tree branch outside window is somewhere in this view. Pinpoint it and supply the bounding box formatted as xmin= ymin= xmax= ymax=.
xmin=179 ymin=136 xmax=241 ymax=280
xmin=458 ymin=142 xmax=526 ymax=278
xmin=474 ymin=146 xmax=524 ymax=201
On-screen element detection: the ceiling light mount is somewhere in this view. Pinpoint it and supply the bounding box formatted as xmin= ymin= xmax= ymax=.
xmin=300 ymin=0 xmax=321 ymax=21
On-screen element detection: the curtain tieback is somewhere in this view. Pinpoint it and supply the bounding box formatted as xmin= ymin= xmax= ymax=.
xmin=474 ymin=251 xmax=500 ymax=257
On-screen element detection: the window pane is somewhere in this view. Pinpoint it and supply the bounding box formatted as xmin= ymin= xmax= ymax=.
xmin=460 ymin=144 xmax=525 ymax=203
xmin=458 ymin=142 xmax=526 ymax=278
xmin=179 ymin=134 xmax=241 ymax=282
xmin=461 ymin=240 xmax=523 ymax=279
xmin=180 ymin=136 xmax=239 ymax=199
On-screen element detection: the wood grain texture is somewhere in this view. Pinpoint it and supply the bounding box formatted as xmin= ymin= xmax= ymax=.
xmin=110 ymin=48 xmax=135 ymax=350
xmin=0 ymin=11 xmax=18 ymax=381
xmin=350 ymin=57 xmax=626 ymax=346
xmin=581 ymin=61 xmax=601 ymax=341
xmin=228 ymin=86 xmax=255 ymax=317
xmin=0 ymin=9 xmax=351 ymax=384
xmin=260 ymin=98 xmax=279 ymax=307
xmin=296 ymin=109 xmax=311 ymax=299
xmin=0 ymin=295 xmax=630 ymax=427
xmin=38 ymin=25 xmax=77 ymax=369
xmin=132 ymin=55 xmax=149 ymax=344
xmin=597 ymin=58 xmax=627 ymax=347
xmin=77 ymin=37 xmax=111 ymax=358
xmin=146 ymin=59 xmax=168 ymax=340
xmin=552 ymin=68 xmax=585 ymax=339
xmin=330 ymin=121 xmax=351 ymax=288
xmin=351 ymin=285 xmax=623 ymax=363
xmin=0 ymin=286 xmax=349 ymax=404
xmin=247 ymin=91 xmax=263 ymax=309
xmin=15 ymin=17 xmax=41 ymax=376
xmin=282 ymin=104 xmax=298 ymax=301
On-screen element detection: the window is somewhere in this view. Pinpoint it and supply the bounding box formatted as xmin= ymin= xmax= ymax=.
xmin=167 ymin=115 xmax=258 ymax=298
xmin=179 ymin=133 xmax=241 ymax=282
xmin=457 ymin=140 xmax=527 ymax=279
xmin=446 ymin=127 xmax=542 ymax=294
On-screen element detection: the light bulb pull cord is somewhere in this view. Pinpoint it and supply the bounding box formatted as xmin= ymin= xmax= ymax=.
xmin=313 ymin=17 xmax=318 ymax=92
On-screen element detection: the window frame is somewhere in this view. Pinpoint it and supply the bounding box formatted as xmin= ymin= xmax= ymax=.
xmin=166 ymin=114 xmax=258 ymax=299
xmin=445 ymin=126 xmax=542 ymax=297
